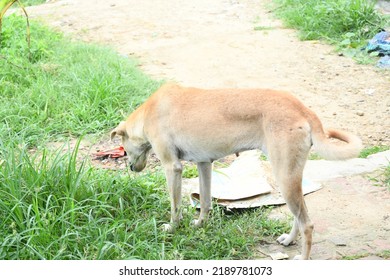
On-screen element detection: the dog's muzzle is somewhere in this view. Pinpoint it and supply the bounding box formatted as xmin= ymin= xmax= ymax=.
xmin=129 ymin=164 xmax=136 ymax=172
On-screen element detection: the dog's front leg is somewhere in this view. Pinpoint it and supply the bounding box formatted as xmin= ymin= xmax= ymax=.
xmin=162 ymin=161 xmax=183 ymax=232
xmin=194 ymin=162 xmax=212 ymax=227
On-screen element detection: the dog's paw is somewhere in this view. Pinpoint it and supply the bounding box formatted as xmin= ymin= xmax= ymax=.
xmin=162 ymin=223 xmax=174 ymax=233
xmin=277 ymin=233 xmax=295 ymax=246
xmin=192 ymin=219 xmax=203 ymax=228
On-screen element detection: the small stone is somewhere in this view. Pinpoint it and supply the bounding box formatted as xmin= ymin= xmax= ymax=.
xmin=356 ymin=111 xmax=364 ymax=116
xmin=269 ymin=252 xmax=289 ymax=260
xmin=329 ymin=237 xmax=347 ymax=246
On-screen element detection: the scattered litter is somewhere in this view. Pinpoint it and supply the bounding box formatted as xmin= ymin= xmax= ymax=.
xmin=92 ymin=146 xmax=126 ymax=159
xmin=366 ymin=31 xmax=390 ymax=55
xmin=185 ymin=150 xmax=322 ymax=209
xmin=184 ymin=149 xmax=390 ymax=210
xmin=378 ymin=55 xmax=390 ymax=68
xmin=365 ymin=30 xmax=390 ymax=68
xmin=269 ymin=252 xmax=289 ymax=260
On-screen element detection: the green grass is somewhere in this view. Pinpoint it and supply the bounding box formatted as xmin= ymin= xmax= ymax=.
xmin=25 ymin=0 xmax=45 ymax=5
xmin=182 ymin=164 xmax=199 ymax=179
xmin=341 ymin=250 xmax=390 ymax=260
xmin=384 ymin=165 xmax=390 ymax=190
xmin=272 ymin=0 xmax=388 ymax=55
xmin=19 ymin=0 xmax=46 ymax=6
xmin=0 ymin=14 xmax=159 ymax=147
xmin=0 ymin=141 xmax=167 ymax=259
xmin=359 ymin=145 xmax=389 ymax=158
xmin=0 ymin=15 xmax=289 ymax=259
xmin=0 ymin=142 xmax=289 ymax=259
xmin=370 ymin=164 xmax=390 ymax=191
xmin=378 ymin=250 xmax=390 ymax=259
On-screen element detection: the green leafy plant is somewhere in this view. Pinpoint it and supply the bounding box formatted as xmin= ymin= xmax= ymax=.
xmin=0 ymin=141 xmax=289 ymax=259
xmin=0 ymin=15 xmax=160 ymax=147
xmin=370 ymin=164 xmax=390 ymax=191
xmin=182 ymin=164 xmax=199 ymax=179
xmin=272 ymin=0 xmax=387 ymax=52
xmin=0 ymin=0 xmax=30 ymax=59
xmin=359 ymin=146 xmax=389 ymax=158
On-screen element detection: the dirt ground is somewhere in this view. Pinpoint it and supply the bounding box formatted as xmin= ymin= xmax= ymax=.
xmin=26 ymin=0 xmax=390 ymax=259
xmin=27 ymin=0 xmax=390 ymax=147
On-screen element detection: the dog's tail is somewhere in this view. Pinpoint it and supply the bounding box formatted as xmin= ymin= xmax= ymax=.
xmin=310 ymin=118 xmax=363 ymax=161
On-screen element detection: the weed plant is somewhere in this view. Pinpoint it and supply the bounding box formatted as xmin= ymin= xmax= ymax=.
xmin=0 ymin=142 xmax=289 ymax=259
xmin=0 ymin=15 xmax=159 ymax=147
xmin=22 ymin=0 xmax=46 ymax=6
xmin=272 ymin=0 xmax=387 ymax=48
xmin=359 ymin=145 xmax=389 ymax=158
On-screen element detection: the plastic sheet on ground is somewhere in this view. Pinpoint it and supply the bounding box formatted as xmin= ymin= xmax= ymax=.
xmin=365 ymin=30 xmax=390 ymax=68
xmin=184 ymin=149 xmax=390 ymax=210
xmin=184 ymin=151 xmax=322 ymax=209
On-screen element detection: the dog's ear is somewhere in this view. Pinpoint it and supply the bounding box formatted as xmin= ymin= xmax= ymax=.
xmin=110 ymin=121 xmax=126 ymax=141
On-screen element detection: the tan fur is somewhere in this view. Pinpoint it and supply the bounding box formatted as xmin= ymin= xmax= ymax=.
xmin=111 ymin=83 xmax=362 ymax=260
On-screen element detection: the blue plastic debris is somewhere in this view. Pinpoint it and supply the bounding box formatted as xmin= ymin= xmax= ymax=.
xmin=366 ymin=31 xmax=390 ymax=55
xmin=378 ymin=55 xmax=390 ymax=69
xmin=366 ymin=31 xmax=390 ymax=68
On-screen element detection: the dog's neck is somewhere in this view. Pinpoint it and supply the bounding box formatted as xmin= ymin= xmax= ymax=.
xmin=129 ymin=105 xmax=150 ymax=146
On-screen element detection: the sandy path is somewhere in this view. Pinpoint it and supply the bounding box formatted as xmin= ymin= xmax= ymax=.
xmin=27 ymin=0 xmax=389 ymax=147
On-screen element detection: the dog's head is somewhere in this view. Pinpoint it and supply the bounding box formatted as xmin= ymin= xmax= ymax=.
xmin=110 ymin=121 xmax=151 ymax=172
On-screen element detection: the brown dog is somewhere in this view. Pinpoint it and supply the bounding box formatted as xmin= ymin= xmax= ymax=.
xmin=111 ymin=83 xmax=362 ymax=260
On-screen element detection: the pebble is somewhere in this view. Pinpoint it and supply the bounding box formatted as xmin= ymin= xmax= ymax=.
xmin=356 ymin=111 xmax=365 ymax=116
xmin=329 ymin=237 xmax=347 ymax=247
xmin=269 ymin=252 xmax=289 ymax=260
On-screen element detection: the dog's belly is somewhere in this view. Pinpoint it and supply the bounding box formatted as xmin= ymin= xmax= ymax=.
xmin=177 ymin=149 xmax=225 ymax=162
xmin=175 ymin=136 xmax=262 ymax=162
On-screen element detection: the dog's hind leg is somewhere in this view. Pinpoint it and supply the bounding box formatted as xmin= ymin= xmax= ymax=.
xmin=267 ymin=133 xmax=313 ymax=259
xmin=273 ymin=161 xmax=314 ymax=259
xmin=194 ymin=162 xmax=212 ymax=227
xmin=277 ymin=186 xmax=313 ymax=260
